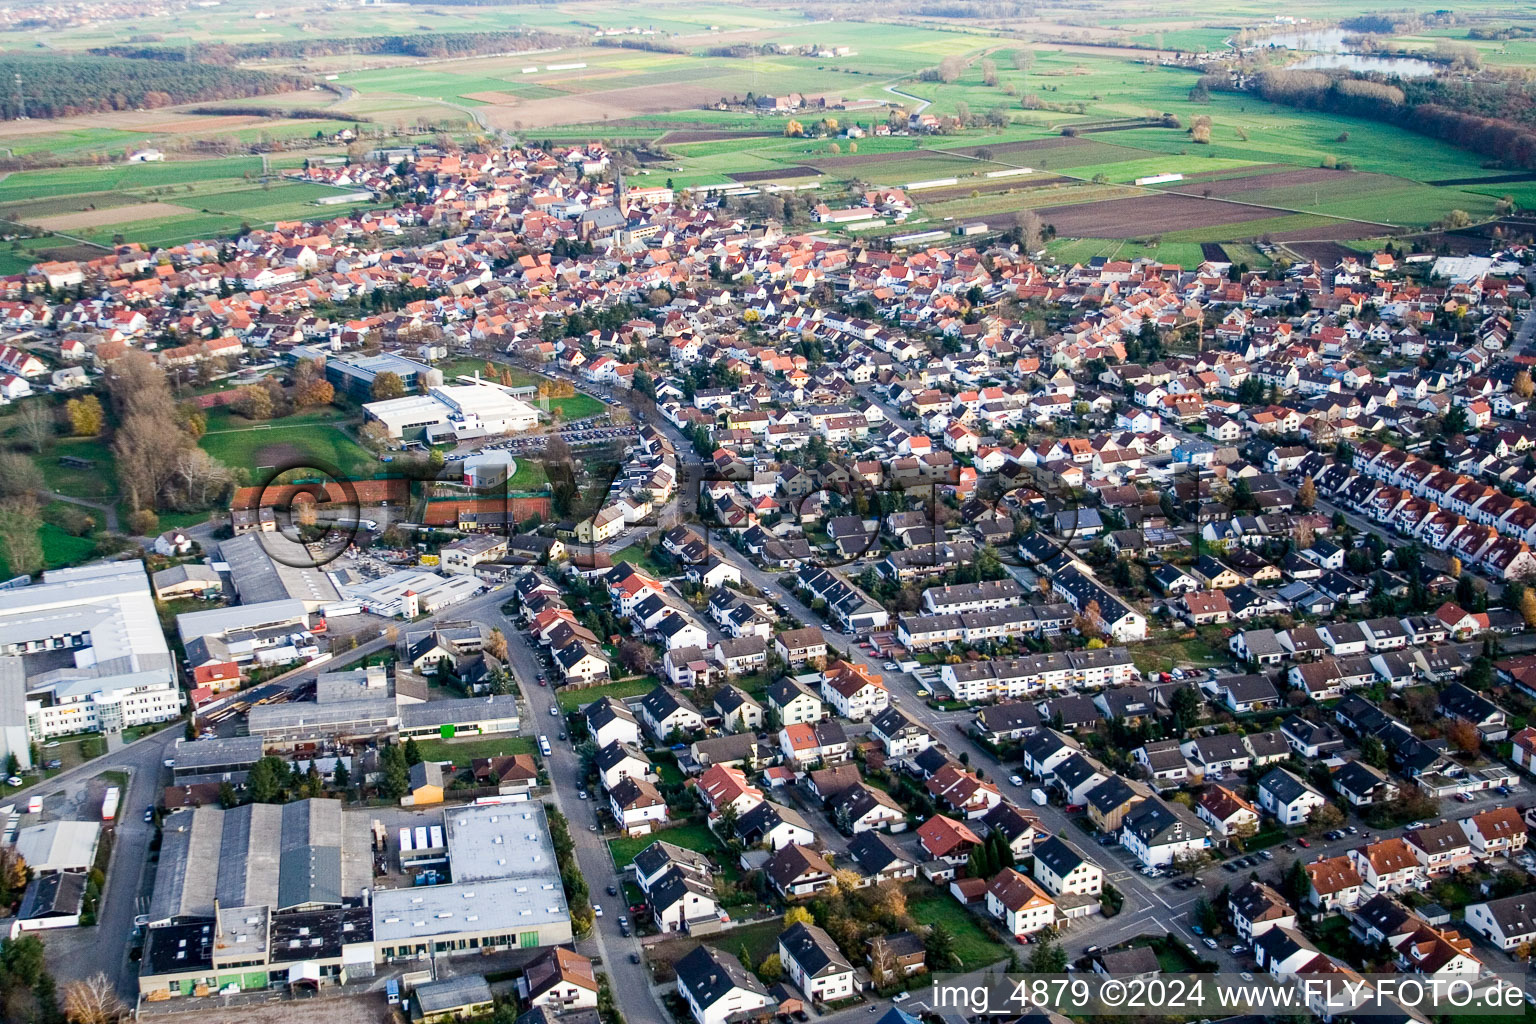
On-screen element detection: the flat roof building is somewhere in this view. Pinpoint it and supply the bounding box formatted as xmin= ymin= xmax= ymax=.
xmin=170 ymin=736 xmax=266 ymax=784
xmin=218 ymin=534 xmax=341 ymax=611
xmin=0 ymin=562 xmax=181 ymax=756
xmin=15 ymin=820 xmax=100 ymax=875
xmin=365 ymin=381 xmax=539 ymax=442
xmin=341 ymin=570 xmax=482 ymax=618
xmin=325 ymin=352 xmax=441 ymax=401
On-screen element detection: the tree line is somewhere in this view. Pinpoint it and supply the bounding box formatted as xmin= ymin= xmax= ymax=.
xmin=595 ymin=37 xmax=687 ymax=55
xmin=1202 ymin=67 xmax=1536 ymax=172
xmin=0 ymin=53 xmax=307 ymax=120
xmin=91 ymin=29 xmax=578 ymax=64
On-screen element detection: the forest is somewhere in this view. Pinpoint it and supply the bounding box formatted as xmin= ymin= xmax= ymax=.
xmin=90 ymin=29 xmax=579 ymax=64
xmin=1204 ymin=68 xmax=1536 ymax=171
xmin=0 ymin=53 xmax=308 ymax=120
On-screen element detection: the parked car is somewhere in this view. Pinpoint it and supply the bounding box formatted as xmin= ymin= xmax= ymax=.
xmin=1203 ymin=937 xmax=1218 ymax=949
xmin=593 ymin=904 xmax=603 ymax=917
xmin=607 ymin=884 xmax=618 ymax=896
xmin=1230 ymin=944 xmax=1245 ymax=955
xmin=1009 ymin=775 xmax=1024 ymax=787
xmin=1296 ymin=837 xmax=1311 ymax=848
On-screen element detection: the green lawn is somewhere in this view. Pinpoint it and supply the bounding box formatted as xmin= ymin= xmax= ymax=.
xmin=0 ymin=157 xmax=266 ymax=204
xmin=1130 ymin=634 xmax=1227 ymax=675
xmin=412 ymin=734 xmax=535 ymax=765
xmin=905 ymin=884 xmax=1011 ymax=971
xmin=507 ymin=458 xmax=549 ymax=493
xmin=34 ymin=438 xmax=117 ymax=500
xmin=611 ymin=543 xmax=674 ymax=578
xmin=557 ymin=678 xmax=654 ymax=712
xmin=608 ymin=821 xmax=721 ymax=866
xmin=199 ymin=415 xmax=376 ymax=480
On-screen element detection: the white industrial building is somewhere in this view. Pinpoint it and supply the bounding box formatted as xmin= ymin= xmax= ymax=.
xmin=14 ymin=820 xmax=101 ymax=875
xmin=340 ymin=570 xmax=482 ymax=618
xmin=364 ymin=380 xmax=539 ymax=442
xmin=0 ymin=562 xmax=182 ymax=766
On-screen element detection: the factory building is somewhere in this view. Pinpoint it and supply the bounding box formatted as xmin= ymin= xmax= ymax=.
xmin=139 ymin=800 xmax=571 ymax=998
xmin=0 ymin=562 xmax=181 ymax=768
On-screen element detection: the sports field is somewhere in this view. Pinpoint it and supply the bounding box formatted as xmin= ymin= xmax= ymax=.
xmin=199 ymin=407 xmax=377 ymax=481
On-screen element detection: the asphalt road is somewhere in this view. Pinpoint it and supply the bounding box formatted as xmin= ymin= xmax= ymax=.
xmin=22 ymin=724 xmax=181 ymax=996
xmin=492 ymin=603 xmax=668 ymax=1024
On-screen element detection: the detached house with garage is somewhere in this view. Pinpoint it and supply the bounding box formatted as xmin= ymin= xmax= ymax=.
xmin=985 ymin=868 xmax=1058 ymax=940
xmin=1465 ymin=893 xmax=1536 ymax=951
xmin=675 ymin=945 xmax=771 ymax=1024
xmin=779 ymin=922 xmax=856 ymax=1004
xmin=1257 ymin=768 xmax=1326 ymax=826
xmin=1460 ymin=807 xmax=1528 ymax=857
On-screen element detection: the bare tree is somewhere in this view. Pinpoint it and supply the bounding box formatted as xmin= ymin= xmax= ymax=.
xmin=62 ymin=973 xmax=126 ymax=1024
xmin=0 ymin=495 xmax=43 ymax=576
xmin=15 ymin=401 xmax=54 ymax=452
xmin=114 ymin=411 xmax=188 ymax=511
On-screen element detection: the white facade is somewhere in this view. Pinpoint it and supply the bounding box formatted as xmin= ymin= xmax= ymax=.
xmin=10 ymin=563 xmax=182 ymax=747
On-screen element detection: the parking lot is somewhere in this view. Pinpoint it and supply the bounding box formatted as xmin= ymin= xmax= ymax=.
xmin=443 ymin=418 xmax=637 ymax=463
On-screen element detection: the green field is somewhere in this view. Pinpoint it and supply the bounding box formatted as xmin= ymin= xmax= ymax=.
xmin=0 ymin=0 xmax=1528 ymax=253
xmin=0 ymin=158 xmax=266 ymax=204
xmin=199 ymin=411 xmax=376 ymax=480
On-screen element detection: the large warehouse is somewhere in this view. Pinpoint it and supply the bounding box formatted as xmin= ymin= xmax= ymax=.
xmin=140 ymin=800 xmax=571 ymax=998
xmin=0 ymin=561 xmax=181 ymax=769
xmin=364 ymin=380 xmax=539 ymax=442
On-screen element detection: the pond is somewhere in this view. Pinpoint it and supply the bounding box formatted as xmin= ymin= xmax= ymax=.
xmin=1291 ymin=53 xmax=1442 ymax=77
xmin=1251 ymin=26 xmax=1441 ymax=77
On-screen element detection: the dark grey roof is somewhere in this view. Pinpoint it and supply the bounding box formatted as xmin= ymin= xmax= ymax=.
xmin=1085 ymin=775 xmax=1138 ymax=814
xmin=1032 ymin=836 xmax=1087 ymax=878
xmin=780 ymin=921 xmax=852 ymax=979
xmin=1258 ymin=767 xmax=1313 ymax=806
xmin=676 ymin=945 xmax=769 ymax=1008
xmin=414 ymin=975 xmax=493 ymax=1015
xmin=1470 ymin=892 xmax=1536 ymax=938
xmin=633 ymin=840 xmax=713 ymax=882
xmin=595 ymin=740 xmax=651 ymax=773
xmin=848 ymin=831 xmax=916 ymax=875
xmin=18 ymin=871 xmax=85 ymax=920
